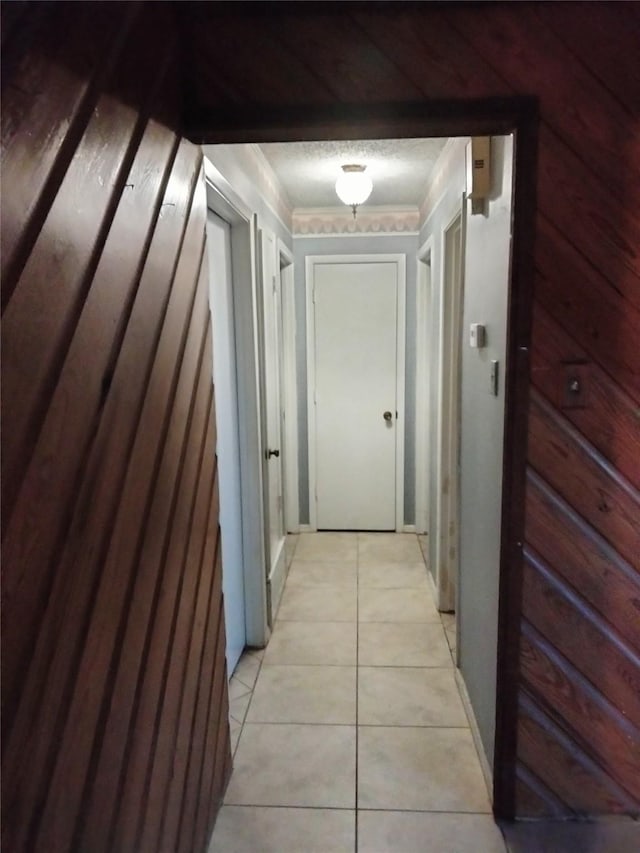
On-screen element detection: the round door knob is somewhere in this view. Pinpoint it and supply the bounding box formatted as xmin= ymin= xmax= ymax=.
xmin=383 ymin=411 xmax=393 ymax=422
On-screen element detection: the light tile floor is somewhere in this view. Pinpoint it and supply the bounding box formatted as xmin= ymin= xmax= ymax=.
xmin=210 ymin=532 xmax=506 ymax=853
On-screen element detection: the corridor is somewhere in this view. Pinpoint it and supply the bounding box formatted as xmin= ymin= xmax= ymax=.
xmin=209 ymin=533 xmax=506 ymax=852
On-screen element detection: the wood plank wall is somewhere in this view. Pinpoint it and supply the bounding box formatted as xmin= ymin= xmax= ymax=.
xmin=178 ymin=1 xmax=640 ymax=819
xmin=1 ymin=3 xmax=231 ymax=851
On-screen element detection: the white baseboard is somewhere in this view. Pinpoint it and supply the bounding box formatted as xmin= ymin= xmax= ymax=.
xmin=403 ymin=524 xmax=417 ymax=533
xmin=297 ymin=523 xmax=314 ymax=532
xmin=455 ymin=668 xmax=494 ymax=802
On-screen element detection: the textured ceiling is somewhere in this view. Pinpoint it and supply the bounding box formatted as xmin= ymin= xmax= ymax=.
xmin=258 ymin=138 xmax=449 ymax=209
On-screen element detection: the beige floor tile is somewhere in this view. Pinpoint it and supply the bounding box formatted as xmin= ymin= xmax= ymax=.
xmin=357 ymin=811 xmax=506 ymax=853
xmin=440 ymin=612 xmax=456 ymax=630
xmin=209 ymin=806 xmax=355 ymax=853
xmin=247 ymin=665 xmax=356 ymax=724
xmin=229 ymin=691 xmax=252 ymax=725
xmin=229 ymin=719 xmax=242 ymax=755
xmin=358 ymin=562 xmax=428 ymax=589
xmin=231 ymin=652 xmax=262 ymax=690
xmin=225 ymin=723 xmax=356 ymax=808
xmin=358 ymin=533 xmax=423 ymax=565
xmin=358 ymin=622 xmax=451 ymax=667
xmin=264 ymin=621 xmax=357 ymax=666
xmin=358 ymin=726 xmax=491 ymax=812
xmin=358 ymin=667 xmax=468 ymax=727
xmin=295 ymin=532 xmax=358 ymax=563
xmin=358 ymin=587 xmax=440 ymax=623
xmin=243 ymin=646 xmax=265 ymax=662
xmin=288 ymin=560 xmax=357 ymax=588
xmin=278 ymin=585 xmax=357 ymax=622
xmin=417 ymin=533 xmax=429 ymax=561
xmin=228 ymin=676 xmax=253 ymax=702
xmin=285 ymin=533 xmax=299 ymax=567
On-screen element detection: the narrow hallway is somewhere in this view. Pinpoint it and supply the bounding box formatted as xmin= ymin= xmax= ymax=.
xmin=209 ymin=533 xmax=506 ymax=852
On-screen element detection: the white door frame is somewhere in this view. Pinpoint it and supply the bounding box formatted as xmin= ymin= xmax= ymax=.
xmin=415 ymin=197 xmax=465 ymax=612
xmin=415 ymin=236 xmax=433 ymax=535
xmin=436 ymin=202 xmax=465 ymax=612
xmin=258 ymin=224 xmax=288 ymax=625
xmin=306 ymin=253 xmax=406 ymax=532
xmin=277 ymin=239 xmax=299 ymax=533
xmin=204 ymin=158 xmax=269 ymax=648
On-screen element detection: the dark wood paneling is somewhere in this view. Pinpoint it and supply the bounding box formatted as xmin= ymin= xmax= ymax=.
xmin=515 ymin=764 xmax=570 ymax=819
xmin=0 ymin=1 xmax=136 ymax=308
xmin=534 ymin=3 xmax=640 ymax=116
xmin=522 ymin=549 xmax=640 ymax=731
xmin=1 ymin=4 xmax=231 ymax=851
xmin=269 ymin=12 xmax=424 ymax=103
xmin=1 ymin=8 xmax=163 ymax=532
xmin=526 ymin=471 xmax=640 ymax=652
xmin=533 ymin=219 xmax=640 ymax=405
xmin=520 ymin=622 xmax=640 ymax=802
xmin=528 ymin=392 xmax=640 ymax=570
xmin=531 ymin=304 xmax=640 ymax=490
xmin=518 ymin=692 xmax=637 ymax=816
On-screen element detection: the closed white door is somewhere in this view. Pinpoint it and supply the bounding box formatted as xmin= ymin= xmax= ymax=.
xmin=259 ymin=228 xmax=287 ymax=619
xmin=312 ymin=261 xmax=400 ymax=531
xmin=206 ymin=211 xmax=245 ymax=674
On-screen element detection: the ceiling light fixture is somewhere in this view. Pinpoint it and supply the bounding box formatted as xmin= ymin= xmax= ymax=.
xmin=335 ymin=164 xmax=373 ymax=219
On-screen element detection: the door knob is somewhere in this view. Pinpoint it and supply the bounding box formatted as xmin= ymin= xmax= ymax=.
xmin=266 ymin=448 xmax=280 ymax=459
xmin=383 ymin=411 xmax=393 ymax=422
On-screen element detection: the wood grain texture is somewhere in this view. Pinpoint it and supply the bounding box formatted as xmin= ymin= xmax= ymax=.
xmin=518 ymin=692 xmax=637 ymax=815
xmin=520 ymin=622 xmax=640 ymax=803
xmin=528 ymin=392 xmax=640 ymax=570
xmin=522 ymin=548 xmax=640 ymax=731
xmin=1 ymin=4 xmax=230 ymax=851
xmin=526 ymin=470 xmax=640 ymax=652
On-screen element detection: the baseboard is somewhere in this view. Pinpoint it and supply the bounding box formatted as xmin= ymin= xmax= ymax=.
xmin=426 ymin=566 xmax=439 ymax=610
xmin=455 ymin=668 xmax=494 ymax=802
xmin=403 ymin=524 xmax=417 ymax=533
xmin=297 ymin=523 xmax=314 ymax=532
xmin=267 ymin=540 xmax=287 ymax=624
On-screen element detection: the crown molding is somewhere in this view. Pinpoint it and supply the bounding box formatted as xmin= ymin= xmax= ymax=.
xmin=292 ymin=205 xmax=420 ymax=236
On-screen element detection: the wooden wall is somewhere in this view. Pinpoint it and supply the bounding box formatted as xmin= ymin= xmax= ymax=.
xmin=1 ymin=3 xmax=231 ymax=851
xmin=177 ymin=1 xmax=640 ymax=819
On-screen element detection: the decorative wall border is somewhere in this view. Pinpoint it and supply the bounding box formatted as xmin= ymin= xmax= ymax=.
xmin=292 ymin=205 xmax=420 ymax=236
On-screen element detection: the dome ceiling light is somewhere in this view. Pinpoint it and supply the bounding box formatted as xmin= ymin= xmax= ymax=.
xmin=335 ymin=164 xmax=373 ymax=219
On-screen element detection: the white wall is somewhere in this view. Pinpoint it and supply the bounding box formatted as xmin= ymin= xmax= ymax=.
xmin=202 ymin=144 xmax=293 ymax=251
xmin=458 ymin=135 xmax=514 ymax=767
xmin=418 ymin=134 xmax=514 ymax=771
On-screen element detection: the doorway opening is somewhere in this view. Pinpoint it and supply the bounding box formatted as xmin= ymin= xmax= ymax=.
xmin=199 ymin=100 xmax=537 ymax=820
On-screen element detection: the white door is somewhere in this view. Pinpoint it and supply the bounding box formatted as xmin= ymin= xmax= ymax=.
xmin=311 ymin=260 xmax=403 ymax=531
xmin=259 ymin=227 xmax=287 ymax=620
xmin=206 ymin=211 xmax=245 ymax=674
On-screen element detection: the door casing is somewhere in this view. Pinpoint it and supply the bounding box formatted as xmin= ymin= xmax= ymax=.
xmin=204 ymin=158 xmax=269 ymax=650
xmin=193 ymin=98 xmax=538 ymax=819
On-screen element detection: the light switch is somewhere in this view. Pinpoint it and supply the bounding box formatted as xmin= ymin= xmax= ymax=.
xmin=490 ymin=360 xmax=499 ymax=396
xmin=561 ymin=362 xmax=590 ymax=409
